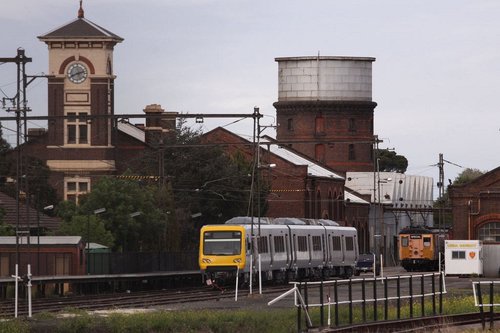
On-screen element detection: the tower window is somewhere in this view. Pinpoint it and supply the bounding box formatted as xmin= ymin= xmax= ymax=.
xmin=315 ymin=116 xmax=325 ymax=135
xmin=66 ymin=112 xmax=89 ymax=145
xmin=287 ymin=118 xmax=294 ymax=131
xmin=348 ymin=144 xmax=356 ymax=160
xmin=348 ymin=118 xmax=356 ymax=132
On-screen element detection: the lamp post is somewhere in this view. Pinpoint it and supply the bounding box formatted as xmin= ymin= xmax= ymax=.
xmin=37 ymin=205 xmax=53 ymax=276
xmin=87 ymin=208 xmax=106 ymax=274
xmin=124 ymin=211 xmax=141 ymax=252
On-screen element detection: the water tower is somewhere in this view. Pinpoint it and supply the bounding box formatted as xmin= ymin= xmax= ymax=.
xmin=274 ymin=56 xmax=377 ymax=173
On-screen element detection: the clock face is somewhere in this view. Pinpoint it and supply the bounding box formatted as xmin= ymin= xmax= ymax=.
xmin=67 ymin=63 xmax=88 ymax=84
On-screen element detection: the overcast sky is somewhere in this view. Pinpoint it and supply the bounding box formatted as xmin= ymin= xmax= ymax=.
xmin=1 ymin=0 xmax=500 ymax=195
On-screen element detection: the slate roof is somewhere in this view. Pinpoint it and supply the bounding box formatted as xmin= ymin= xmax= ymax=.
xmin=38 ymin=18 xmax=123 ymax=42
xmin=0 ymin=192 xmax=61 ymax=230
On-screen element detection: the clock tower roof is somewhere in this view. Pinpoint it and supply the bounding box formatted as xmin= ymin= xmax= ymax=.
xmin=38 ymin=1 xmax=123 ymax=43
xmin=38 ymin=18 xmax=123 ymax=43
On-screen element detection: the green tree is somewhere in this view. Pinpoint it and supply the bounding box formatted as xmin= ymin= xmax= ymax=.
xmin=138 ymin=120 xmax=261 ymax=250
xmin=453 ymin=168 xmax=485 ymax=185
xmin=54 ymin=215 xmax=115 ymax=247
xmin=78 ymin=177 xmax=170 ymax=252
xmin=53 ymin=178 xmax=171 ymax=252
xmin=0 ymin=123 xmax=11 ymax=186
xmin=376 ymin=149 xmax=408 ymax=173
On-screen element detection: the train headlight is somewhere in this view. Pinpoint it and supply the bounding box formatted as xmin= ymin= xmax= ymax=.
xmin=233 ymin=258 xmax=242 ymax=263
xmin=202 ymin=259 xmax=212 ymax=264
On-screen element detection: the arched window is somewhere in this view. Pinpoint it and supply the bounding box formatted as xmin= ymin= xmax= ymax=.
xmin=478 ymin=221 xmax=500 ymax=243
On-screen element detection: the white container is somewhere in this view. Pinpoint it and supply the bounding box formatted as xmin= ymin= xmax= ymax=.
xmin=445 ymin=240 xmax=483 ymax=276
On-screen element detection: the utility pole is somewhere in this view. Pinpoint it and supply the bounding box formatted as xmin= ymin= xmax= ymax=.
xmin=437 ymin=153 xmax=444 ymax=232
xmin=1 ymin=49 xmax=32 ymax=267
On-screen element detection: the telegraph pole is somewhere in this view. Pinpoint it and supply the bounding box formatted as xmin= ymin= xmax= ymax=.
xmin=1 ymin=49 xmax=32 ymax=266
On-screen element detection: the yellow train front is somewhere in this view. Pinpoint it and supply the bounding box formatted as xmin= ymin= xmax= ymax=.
xmin=199 ymin=224 xmax=248 ymax=285
xmin=399 ymin=226 xmax=441 ymax=271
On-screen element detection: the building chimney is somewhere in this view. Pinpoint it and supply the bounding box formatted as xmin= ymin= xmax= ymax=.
xmin=143 ymin=104 xmax=177 ymax=145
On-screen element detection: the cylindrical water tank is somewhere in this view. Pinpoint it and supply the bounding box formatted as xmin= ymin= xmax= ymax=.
xmin=275 ymin=56 xmax=375 ymax=102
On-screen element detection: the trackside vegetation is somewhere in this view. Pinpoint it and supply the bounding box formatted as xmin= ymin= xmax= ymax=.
xmin=0 ymin=295 xmax=499 ymax=333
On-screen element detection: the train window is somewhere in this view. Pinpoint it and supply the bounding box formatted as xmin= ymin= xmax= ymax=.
xmin=423 ymin=237 xmax=431 ymax=247
xmin=258 ymin=236 xmax=269 ymax=254
xmin=401 ymin=236 xmax=409 ymax=247
xmin=345 ymin=237 xmax=354 ymax=251
xmin=312 ymin=236 xmax=321 ymax=251
xmin=332 ymin=236 xmax=341 ymax=251
xmin=451 ymin=251 xmax=466 ymax=260
xmin=203 ymin=231 xmax=242 ymax=255
xmin=274 ymin=236 xmax=285 ymax=253
xmin=297 ymin=236 xmax=308 ymax=252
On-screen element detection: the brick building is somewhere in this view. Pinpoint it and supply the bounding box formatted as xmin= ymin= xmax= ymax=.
xmin=448 ymin=167 xmax=500 ymax=241
xmin=274 ymin=56 xmax=377 ymax=173
xmin=17 ymin=5 xmax=175 ymax=203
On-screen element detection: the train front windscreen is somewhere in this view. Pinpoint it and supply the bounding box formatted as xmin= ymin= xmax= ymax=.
xmin=203 ymin=231 xmax=242 ymax=255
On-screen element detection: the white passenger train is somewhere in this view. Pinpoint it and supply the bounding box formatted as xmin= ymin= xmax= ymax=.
xmin=199 ymin=216 xmax=359 ymax=285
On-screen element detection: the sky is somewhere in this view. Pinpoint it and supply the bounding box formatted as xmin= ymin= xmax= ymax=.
xmin=1 ymin=0 xmax=500 ymax=197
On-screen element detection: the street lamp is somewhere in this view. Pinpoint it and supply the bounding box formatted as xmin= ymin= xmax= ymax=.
xmin=36 ymin=205 xmax=53 ymax=275
xmin=87 ymin=208 xmax=106 ymax=274
xmin=123 ymin=211 xmax=142 ymax=252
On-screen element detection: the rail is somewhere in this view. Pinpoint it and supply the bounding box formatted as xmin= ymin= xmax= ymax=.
xmin=268 ymin=272 xmax=446 ymax=332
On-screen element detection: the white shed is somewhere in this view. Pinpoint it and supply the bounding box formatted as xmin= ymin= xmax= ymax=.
xmin=445 ymin=240 xmax=483 ymax=276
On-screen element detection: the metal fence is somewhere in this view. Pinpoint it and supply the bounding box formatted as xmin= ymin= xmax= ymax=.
xmin=472 ymin=280 xmax=499 ymax=330
xmin=269 ymin=272 xmax=446 ymax=331
xmin=87 ymin=251 xmax=198 ymax=274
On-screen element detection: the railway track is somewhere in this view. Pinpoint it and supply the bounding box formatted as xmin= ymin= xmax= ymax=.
xmin=321 ymin=312 xmax=500 ymax=332
xmin=0 ymin=285 xmax=291 ymax=317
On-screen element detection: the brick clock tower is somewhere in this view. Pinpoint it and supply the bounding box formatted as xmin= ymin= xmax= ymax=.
xmin=274 ymin=56 xmax=377 ymax=173
xmin=37 ymin=2 xmax=124 ymax=202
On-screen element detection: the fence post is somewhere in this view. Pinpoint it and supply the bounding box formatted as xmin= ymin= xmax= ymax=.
xmin=409 ymin=276 xmax=413 ymax=318
xmin=489 ymin=282 xmax=494 ymax=330
xmin=362 ymin=278 xmax=366 ymax=322
xmin=397 ymin=276 xmax=401 ymax=319
xmin=334 ymin=280 xmax=339 ymax=326
xmin=304 ymin=281 xmax=309 ymax=329
xmin=439 ymin=271 xmax=443 ymax=314
xmin=320 ymin=279 xmax=324 ymax=327
xmin=421 ymin=274 xmax=425 ymax=317
xmin=477 ymin=283 xmax=485 ymax=330
xmin=432 ymin=273 xmax=436 ymax=315
xmin=297 ymin=283 xmax=302 ymax=332
xmin=348 ymin=278 xmax=353 ymax=325
xmin=384 ymin=276 xmax=388 ymax=320
xmin=373 ymin=275 xmax=378 ymax=321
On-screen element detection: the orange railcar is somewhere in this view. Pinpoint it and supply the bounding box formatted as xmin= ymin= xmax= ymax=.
xmin=399 ymin=226 xmax=447 ymax=272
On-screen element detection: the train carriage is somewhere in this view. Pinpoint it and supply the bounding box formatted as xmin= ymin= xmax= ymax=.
xmin=199 ymin=216 xmax=359 ymax=285
xmin=399 ymin=226 xmax=447 ymax=272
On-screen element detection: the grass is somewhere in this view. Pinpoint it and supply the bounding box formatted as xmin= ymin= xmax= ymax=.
xmin=0 ymin=294 xmax=498 ymax=333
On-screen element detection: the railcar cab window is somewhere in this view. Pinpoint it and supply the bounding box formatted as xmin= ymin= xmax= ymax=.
xmin=332 ymin=236 xmax=341 ymax=251
xmin=203 ymin=231 xmax=241 ymax=255
xmin=423 ymin=237 xmax=431 ymax=247
xmin=401 ymin=236 xmax=409 ymax=247
xmin=345 ymin=237 xmax=354 ymax=251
